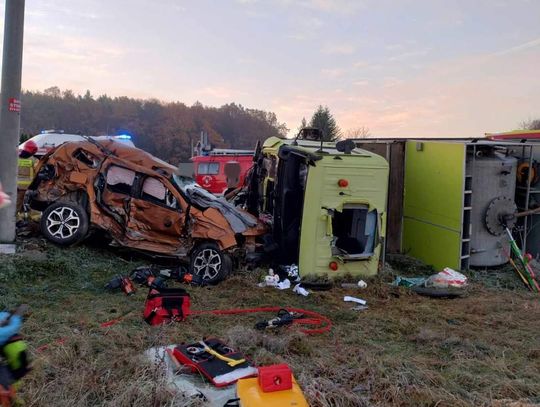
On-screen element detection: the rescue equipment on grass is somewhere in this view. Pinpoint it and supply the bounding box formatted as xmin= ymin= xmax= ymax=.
xmin=257 ymin=364 xmax=292 ymax=392
xmin=140 ymin=283 xmax=332 ymax=333
xmin=143 ymin=287 xmax=191 ymax=325
xmin=254 ymin=309 xmax=302 ymax=331
xmin=105 ymin=275 xmax=138 ymax=295
xmin=232 ymin=364 xmax=309 ymax=407
xmin=130 ymin=266 xmax=187 ymax=288
xmin=172 ymin=338 xmax=257 ymax=387
xmin=142 ymin=299 xmax=332 ymax=333
xmin=189 ymin=306 xmax=332 ymax=335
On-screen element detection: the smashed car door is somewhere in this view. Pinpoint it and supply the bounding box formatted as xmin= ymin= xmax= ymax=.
xmin=125 ymin=175 xmax=186 ymax=251
xmin=101 ymin=164 xmax=136 ymax=226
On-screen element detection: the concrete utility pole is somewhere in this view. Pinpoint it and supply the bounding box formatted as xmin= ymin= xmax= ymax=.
xmin=0 ymin=0 xmax=25 ymax=247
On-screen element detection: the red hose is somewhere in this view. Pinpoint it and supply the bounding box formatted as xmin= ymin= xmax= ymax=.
xmin=189 ymin=306 xmax=332 ymax=335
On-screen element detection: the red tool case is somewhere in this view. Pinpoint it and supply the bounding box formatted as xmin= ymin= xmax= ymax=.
xmin=143 ymin=287 xmax=190 ymax=325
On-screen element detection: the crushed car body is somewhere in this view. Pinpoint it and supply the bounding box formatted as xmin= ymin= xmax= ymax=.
xmin=24 ymin=138 xmax=266 ymax=283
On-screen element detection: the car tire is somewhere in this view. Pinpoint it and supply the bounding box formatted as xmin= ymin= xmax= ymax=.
xmin=40 ymin=202 xmax=89 ymax=246
xmin=190 ymin=242 xmax=232 ymax=285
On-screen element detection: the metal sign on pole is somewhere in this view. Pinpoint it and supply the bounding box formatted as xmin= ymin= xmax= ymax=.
xmin=0 ymin=0 xmax=26 ymax=249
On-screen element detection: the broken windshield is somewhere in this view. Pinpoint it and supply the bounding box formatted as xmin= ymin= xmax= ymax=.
xmin=172 ymin=173 xmax=257 ymax=233
xmin=172 ymin=174 xmax=216 ymax=202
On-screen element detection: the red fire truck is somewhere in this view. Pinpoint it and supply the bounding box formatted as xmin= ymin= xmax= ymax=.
xmin=191 ymin=149 xmax=254 ymax=195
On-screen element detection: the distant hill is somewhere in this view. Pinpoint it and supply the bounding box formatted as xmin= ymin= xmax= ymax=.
xmin=20 ymin=87 xmax=288 ymax=164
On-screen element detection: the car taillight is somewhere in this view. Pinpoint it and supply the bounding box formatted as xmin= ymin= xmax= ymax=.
xmin=329 ymin=261 xmax=339 ymax=271
xmin=338 ymin=179 xmax=348 ymax=188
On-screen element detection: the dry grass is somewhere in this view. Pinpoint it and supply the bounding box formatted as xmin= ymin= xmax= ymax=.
xmin=1 ymin=239 xmax=539 ymax=406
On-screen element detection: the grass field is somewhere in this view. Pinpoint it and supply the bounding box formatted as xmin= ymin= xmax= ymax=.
xmin=1 ymin=238 xmax=539 ymax=406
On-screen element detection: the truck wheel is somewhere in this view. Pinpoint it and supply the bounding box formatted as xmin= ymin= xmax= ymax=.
xmin=40 ymin=202 xmax=89 ymax=246
xmin=190 ymin=242 xmax=232 ymax=284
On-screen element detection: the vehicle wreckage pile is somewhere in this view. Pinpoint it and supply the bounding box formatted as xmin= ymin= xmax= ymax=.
xmin=15 ymin=130 xmax=392 ymax=405
xmin=22 ymin=130 xmax=390 ymax=284
xmin=4 ymin=130 xmax=538 ymax=406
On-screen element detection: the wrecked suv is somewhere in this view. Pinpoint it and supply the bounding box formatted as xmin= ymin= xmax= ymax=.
xmin=25 ymin=139 xmax=265 ymax=283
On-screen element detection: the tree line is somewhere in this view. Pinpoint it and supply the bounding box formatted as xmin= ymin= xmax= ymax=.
xmin=20 ymin=87 xmax=288 ymax=164
xmin=522 ymin=119 xmax=540 ymax=131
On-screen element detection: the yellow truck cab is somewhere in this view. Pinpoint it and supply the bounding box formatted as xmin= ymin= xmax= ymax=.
xmin=245 ymin=131 xmax=389 ymax=278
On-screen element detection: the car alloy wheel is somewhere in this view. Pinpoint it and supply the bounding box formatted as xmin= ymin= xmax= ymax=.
xmin=46 ymin=206 xmax=81 ymax=240
xmin=192 ymin=248 xmax=223 ymax=281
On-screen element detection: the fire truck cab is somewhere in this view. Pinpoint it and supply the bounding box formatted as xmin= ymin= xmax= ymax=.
xmin=191 ymin=149 xmax=254 ymax=195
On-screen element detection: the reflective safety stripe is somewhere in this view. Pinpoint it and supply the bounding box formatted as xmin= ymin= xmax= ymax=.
xmin=17 ymin=159 xmax=35 ymax=188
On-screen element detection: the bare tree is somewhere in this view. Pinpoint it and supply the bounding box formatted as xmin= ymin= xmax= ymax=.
xmin=297 ymin=117 xmax=308 ymax=133
xmin=345 ymin=126 xmax=371 ymax=139
xmin=521 ymin=119 xmax=540 ymax=130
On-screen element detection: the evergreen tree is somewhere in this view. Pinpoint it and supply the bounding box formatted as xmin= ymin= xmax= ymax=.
xmin=309 ymin=105 xmax=341 ymax=141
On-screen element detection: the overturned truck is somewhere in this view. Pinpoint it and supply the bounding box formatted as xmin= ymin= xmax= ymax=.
xmin=24 ymin=139 xmax=266 ymax=283
xmin=240 ymin=133 xmax=389 ymax=278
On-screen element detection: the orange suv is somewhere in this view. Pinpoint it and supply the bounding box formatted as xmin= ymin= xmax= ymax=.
xmin=24 ymin=138 xmax=265 ymax=283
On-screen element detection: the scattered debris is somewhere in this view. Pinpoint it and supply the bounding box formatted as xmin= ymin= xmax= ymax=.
xmin=277 ymin=264 xmax=301 ymax=283
xmin=343 ymin=295 xmax=367 ymax=306
xmin=392 ymin=268 xmax=469 ymax=298
xmin=276 ymin=279 xmax=291 ymax=290
xmin=257 ymin=269 xmax=280 ymax=288
xmin=392 ymin=276 xmax=426 ymax=287
xmin=425 ymin=267 xmax=468 ymax=288
xmin=293 ymin=284 xmax=309 ymax=296
xmin=258 ymin=266 xmax=307 ymax=294
xmin=341 ymin=280 xmax=367 ymax=289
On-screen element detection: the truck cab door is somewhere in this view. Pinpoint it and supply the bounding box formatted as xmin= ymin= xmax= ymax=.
xmin=273 ymin=147 xmax=311 ymax=265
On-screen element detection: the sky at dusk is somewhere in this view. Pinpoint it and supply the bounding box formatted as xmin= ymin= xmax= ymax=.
xmin=1 ymin=0 xmax=540 ymax=137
